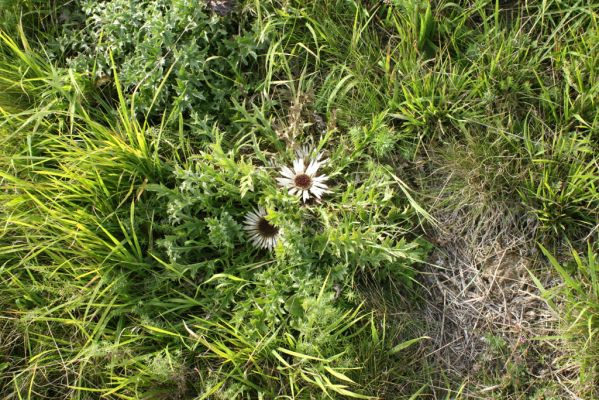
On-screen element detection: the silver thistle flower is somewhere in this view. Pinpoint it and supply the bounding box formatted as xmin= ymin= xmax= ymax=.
xmin=277 ymin=151 xmax=330 ymax=202
xmin=243 ymin=207 xmax=280 ymax=250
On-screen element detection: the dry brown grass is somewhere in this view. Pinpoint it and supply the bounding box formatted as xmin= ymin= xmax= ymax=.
xmin=412 ymin=143 xmax=587 ymax=398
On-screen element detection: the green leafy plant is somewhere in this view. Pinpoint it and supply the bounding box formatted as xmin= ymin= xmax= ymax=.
xmin=52 ymin=0 xmax=268 ymax=122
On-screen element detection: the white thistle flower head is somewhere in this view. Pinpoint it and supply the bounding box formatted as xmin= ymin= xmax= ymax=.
xmin=278 ymin=152 xmax=330 ymax=202
xmin=243 ymin=207 xmax=280 ymax=250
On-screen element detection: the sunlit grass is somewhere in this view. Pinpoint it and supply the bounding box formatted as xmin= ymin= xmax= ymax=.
xmin=1 ymin=0 xmax=598 ymax=399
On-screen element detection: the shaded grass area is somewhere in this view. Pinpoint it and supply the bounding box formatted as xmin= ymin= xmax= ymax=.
xmin=1 ymin=0 xmax=598 ymax=399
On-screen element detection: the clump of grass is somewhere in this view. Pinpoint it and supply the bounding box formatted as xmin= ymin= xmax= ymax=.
xmin=532 ymin=242 xmax=599 ymax=399
xmin=2 ymin=0 xmax=599 ymax=398
xmin=402 ymin=0 xmax=598 ymax=397
xmin=0 ymin=0 xmax=76 ymax=38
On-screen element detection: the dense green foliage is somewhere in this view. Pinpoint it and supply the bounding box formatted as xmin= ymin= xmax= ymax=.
xmin=1 ymin=0 xmax=598 ymax=399
xmin=51 ymin=0 xmax=266 ymax=120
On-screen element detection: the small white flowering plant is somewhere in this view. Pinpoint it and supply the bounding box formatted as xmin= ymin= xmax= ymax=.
xmin=141 ymin=112 xmax=428 ymax=397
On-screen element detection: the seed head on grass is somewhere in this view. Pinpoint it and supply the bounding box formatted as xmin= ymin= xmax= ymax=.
xmin=243 ymin=207 xmax=280 ymax=250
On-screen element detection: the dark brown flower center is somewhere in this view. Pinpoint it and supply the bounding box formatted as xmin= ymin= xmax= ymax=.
xmin=294 ymin=173 xmax=312 ymax=189
xmin=257 ymin=218 xmax=279 ymax=237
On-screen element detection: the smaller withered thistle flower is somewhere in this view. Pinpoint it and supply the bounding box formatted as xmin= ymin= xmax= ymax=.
xmin=277 ymin=148 xmax=330 ymax=202
xmin=243 ymin=207 xmax=280 ymax=250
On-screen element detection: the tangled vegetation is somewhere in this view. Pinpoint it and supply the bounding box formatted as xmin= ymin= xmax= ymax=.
xmin=1 ymin=1 xmax=597 ymax=399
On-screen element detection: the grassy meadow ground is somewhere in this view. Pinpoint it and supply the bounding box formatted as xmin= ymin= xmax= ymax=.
xmin=0 ymin=0 xmax=598 ymax=399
